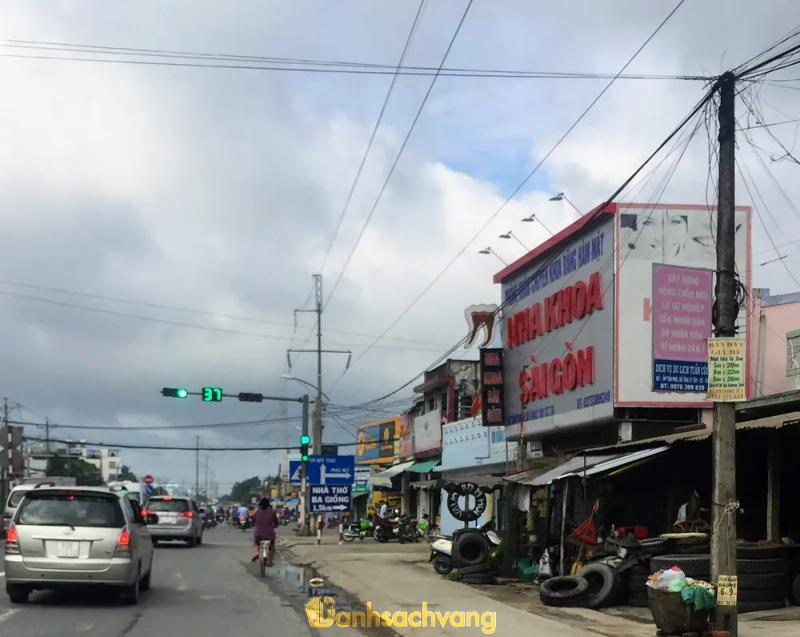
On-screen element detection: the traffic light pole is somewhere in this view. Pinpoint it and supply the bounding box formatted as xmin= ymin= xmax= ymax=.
xmin=299 ymin=394 xmax=312 ymax=536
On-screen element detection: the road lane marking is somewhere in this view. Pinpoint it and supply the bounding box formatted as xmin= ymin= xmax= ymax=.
xmin=175 ymin=571 xmax=187 ymax=592
xmin=0 ymin=609 xmax=19 ymax=624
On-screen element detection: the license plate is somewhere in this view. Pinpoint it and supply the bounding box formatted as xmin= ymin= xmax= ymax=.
xmin=160 ymin=514 xmax=178 ymax=524
xmin=56 ymin=541 xmax=80 ymax=558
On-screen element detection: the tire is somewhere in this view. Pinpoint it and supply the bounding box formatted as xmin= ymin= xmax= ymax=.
xmin=197 ymin=532 xmax=203 ymax=546
xmin=139 ymin=569 xmax=152 ymax=592
xmin=738 ymin=587 xmax=787 ymax=603
xmin=433 ymin=557 xmax=453 ymax=575
xmin=628 ymin=593 xmax=650 ymax=607
xmin=738 ymin=557 xmax=787 ymax=574
xmin=376 ymin=529 xmax=389 ymax=543
xmin=540 ymin=576 xmax=590 ymax=608
xmin=457 ymin=563 xmax=492 ymax=576
xmin=7 ymin=584 xmax=30 ymax=604
xmin=260 ymin=558 xmax=266 ymax=578
xmin=736 ymin=543 xmax=787 ymax=560
xmin=638 ymin=539 xmax=667 ymax=556
xmin=122 ymin=568 xmax=141 ymax=605
xmin=452 ymin=532 xmax=489 ymax=568
xmin=651 ymin=554 xmax=710 ymax=578
xmin=187 ymin=535 xmax=197 ymax=548
xmin=152 ymin=539 xmax=159 ymax=547
xmin=577 ymin=563 xmax=619 ymax=609
xmin=738 ymin=571 xmax=787 ymax=589
xmin=792 ymin=574 xmax=800 ymax=606
xmin=739 ymin=599 xmax=785 ymax=613
xmin=342 ymin=533 xmax=356 ymax=543
xmin=671 ymin=543 xmax=710 ymax=555
xmin=461 ymin=573 xmax=496 ymax=585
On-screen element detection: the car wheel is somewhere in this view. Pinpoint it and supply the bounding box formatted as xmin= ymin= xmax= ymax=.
xmin=197 ymin=532 xmax=203 ymax=546
xmin=139 ymin=569 xmax=152 ymax=592
xmin=122 ymin=567 xmax=141 ymax=605
xmin=7 ymin=584 xmax=30 ymax=604
xmin=152 ymin=539 xmax=159 ymax=547
xmin=187 ymin=535 xmax=197 ymax=547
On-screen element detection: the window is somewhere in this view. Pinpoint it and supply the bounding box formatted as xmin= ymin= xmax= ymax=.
xmin=128 ymin=499 xmax=144 ymax=525
xmin=17 ymin=493 xmax=125 ymax=528
xmin=148 ymin=498 xmax=190 ymax=513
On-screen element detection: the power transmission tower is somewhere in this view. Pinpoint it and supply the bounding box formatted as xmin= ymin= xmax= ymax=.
xmin=710 ymin=70 xmax=738 ymax=636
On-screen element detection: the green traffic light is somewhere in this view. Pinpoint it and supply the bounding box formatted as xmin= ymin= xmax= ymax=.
xmin=176 ymin=388 xmax=188 ymax=399
xmin=300 ymin=434 xmax=310 ymax=445
xmin=301 ymin=453 xmax=309 ymax=462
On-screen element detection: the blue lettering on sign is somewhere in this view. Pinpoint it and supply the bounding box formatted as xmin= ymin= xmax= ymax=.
xmin=653 ymin=359 xmax=708 ymax=392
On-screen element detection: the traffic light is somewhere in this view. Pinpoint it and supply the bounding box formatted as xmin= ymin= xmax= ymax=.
xmin=238 ymin=392 xmax=264 ymax=402
xmin=162 ymin=387 xmax=188 ymax=399
xmin=300 ymin=434 xmax=310 ymax=462
xmin=202 ymin=387 xmax=223 ymax=402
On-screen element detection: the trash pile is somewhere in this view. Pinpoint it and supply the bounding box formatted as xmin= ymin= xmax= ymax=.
xmin=646 ymin=567 xmax=716 ymax=611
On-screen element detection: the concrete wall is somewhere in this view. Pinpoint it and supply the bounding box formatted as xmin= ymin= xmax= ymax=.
xmin=751 ymin=289 xmax=800 ymax=396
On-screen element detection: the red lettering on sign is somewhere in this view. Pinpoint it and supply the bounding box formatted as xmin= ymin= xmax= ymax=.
xmin=517 ymin=346 xmax=596 ymax=405
xmin=587 ymin=271 xmax=604 ymax=313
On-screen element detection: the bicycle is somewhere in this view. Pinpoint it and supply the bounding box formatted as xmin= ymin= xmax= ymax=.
xmin=259 ymin=539 xmax=275 ymax=577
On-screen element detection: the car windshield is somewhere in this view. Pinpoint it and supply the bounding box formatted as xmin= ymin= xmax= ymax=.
xmin=148 ymin=499 xmax=190 ymax=513
xmin=17 ymin=493 xmax=125 ymax=528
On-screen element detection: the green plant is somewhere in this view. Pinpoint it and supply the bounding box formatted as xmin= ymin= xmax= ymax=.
xmin=448 ymin=569 xmax=462 ymax=581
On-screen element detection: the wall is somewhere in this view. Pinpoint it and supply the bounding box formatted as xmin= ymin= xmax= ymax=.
xmin=751 ymin=290 xmax=800 ymax=396
xmin=439 ymin=417 xmax=507 ymax=471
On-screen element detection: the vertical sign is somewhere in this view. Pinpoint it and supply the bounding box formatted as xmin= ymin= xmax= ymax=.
xmin=652 ymin=264 xmax=713 ymax=392
xmin=480 ymin=348 xmax=504 ymax=426
xmin=707 ymin=338 xmax=747 ymax=401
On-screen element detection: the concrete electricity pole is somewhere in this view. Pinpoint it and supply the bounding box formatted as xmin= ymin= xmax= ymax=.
xmin=710 ymin=70 xmax=738 ymax=636
xmin=195 ymin=436 xmax=200 ymax=501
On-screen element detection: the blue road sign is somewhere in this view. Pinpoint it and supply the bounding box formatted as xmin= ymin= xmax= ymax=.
xmin=289 ymin=455 xmax=355 ymax=486
xmin=309 ymin=485 xmax=351 ymax=513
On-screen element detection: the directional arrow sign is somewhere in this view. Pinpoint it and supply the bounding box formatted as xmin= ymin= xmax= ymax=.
xmin=289 ymin=456 xmax=354 ymax=486
xmin=309 ymin=485 xmax=351 ymax=513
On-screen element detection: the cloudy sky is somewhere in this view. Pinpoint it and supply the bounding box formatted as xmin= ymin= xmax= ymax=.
xmin=1 ymin=0 xmax=799 ymax=492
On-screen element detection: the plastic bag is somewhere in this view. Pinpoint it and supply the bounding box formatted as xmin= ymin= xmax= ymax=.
xmin=647 ymin=567 xmax=687 ymax=592
xmin=681 ymin=584 xmax=716 ymax=610
xmin=538 ymin=549 xmax=552 ymax=578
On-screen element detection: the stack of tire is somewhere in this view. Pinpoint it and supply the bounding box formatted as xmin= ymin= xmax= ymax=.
xmin=651 ymin=544 xmax=790 ymax=613
xmin=539 ymin=564 xmax=620 ymax=609
xmin=625 ymin=538 xmax=668 ymax=607
xmin=451 ymin=529 xmax=495 ymax=585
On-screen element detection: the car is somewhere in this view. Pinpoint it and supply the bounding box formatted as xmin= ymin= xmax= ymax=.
xmin=3 ymin=485 xmax=156 ymax=604
xmin=143 ymin=496 xmax=203 ymax=546
xmin=3 ymin=485 xmax=35 ymax=537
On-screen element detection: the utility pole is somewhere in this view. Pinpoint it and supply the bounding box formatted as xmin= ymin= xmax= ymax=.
xmin=195 ymin=436 xmax=200 ymax=501
xmin=1 ymin=398 xmax=8 ymax=516
xmin=300 ymin=394 xmax=312 ymax=536
xmin=45 ymin=418 xmax=50 ymax=456
xmin=204 ymin=455 xmax=209 ymax=501
xmin=710 ymin=70 xmax=738 ymax=636
xmin=314 ymin=274 xmax=323 ymax=455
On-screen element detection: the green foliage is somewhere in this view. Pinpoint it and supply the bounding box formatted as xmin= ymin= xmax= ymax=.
xmin=46 ymin=453 xmax=103 ymax=486
xmin=118 ymin=465 xmax=138 ymax=481
xmin=227 ymin=476 xmax=262 ymax=503
xmin=448 ymin=569 xmax=462 ymax=581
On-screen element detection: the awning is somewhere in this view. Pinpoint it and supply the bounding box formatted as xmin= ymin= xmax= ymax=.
xmin=509 ymin=447 xmax=670 ymax=487
xmin=407 ymin=459 xmax=440 ymax=473
xmin=352 ymin=490 xmax=369 ymax=499
xmin=410 ymin=479 xmax=441 ymax=490
xmin=503 ymin=458 xmax=563 ymax=485
xmin=439 ymin=468 xmax=505 ymax=488
xmin=369 ymin=460 xmax=415 ymax=488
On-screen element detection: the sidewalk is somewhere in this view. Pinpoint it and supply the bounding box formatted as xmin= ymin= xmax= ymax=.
xmin=280 ymin=533 xmax=800 ymax=637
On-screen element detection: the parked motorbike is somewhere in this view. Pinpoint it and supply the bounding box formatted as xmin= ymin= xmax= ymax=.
xmin=342 ymin=518 xmax=374 ymax=542
xmin=429 ymin=523 xmax=501 ymax=575
xmin=375 ymin=515 xmax=417 ymax=543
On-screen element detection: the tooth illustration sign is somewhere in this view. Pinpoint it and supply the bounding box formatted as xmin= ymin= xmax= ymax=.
xmin=464 ymin=304 xmax=499 ymax=348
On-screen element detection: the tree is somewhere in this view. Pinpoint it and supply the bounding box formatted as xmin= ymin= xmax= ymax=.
xmin=46 ymin=453 xmax=103 ymax=486
xmin=151 ymin=486 xmax=169 ymax=496
xmin=118 ymin=465 xmax=137 ymax=481
xmin=227 ymin=477 xmax=262 ymax=503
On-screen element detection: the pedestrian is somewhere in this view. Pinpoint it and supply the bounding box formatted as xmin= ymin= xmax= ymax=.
xmin=316 ymin=515 xmax=324 ymax=545
xmin=379 ymin=501 xmax=388 ymax=519
xmin=338 ymin=513 xmax=348 ymax=545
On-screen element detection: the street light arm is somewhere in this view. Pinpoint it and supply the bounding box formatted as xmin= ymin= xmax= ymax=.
xmin=282 ymin=375 xmax=332 ymax=402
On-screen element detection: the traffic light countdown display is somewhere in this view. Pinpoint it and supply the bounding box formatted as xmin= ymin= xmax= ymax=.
xmin=202 ymin=387 xmax=222 ymax=402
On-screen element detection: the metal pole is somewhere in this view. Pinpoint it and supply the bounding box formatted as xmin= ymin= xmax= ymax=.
xmin=710 ymin=70 xmax=738 ymax=636
xmin=301 ymin=394 xmax=312 ymax=536
xmin=204 ymin=455 xmax=209 ymax=502
xmin=314 ymin=274 xmax=323 ymax=455
xmin=195 ymin=435 xmax=200 ymax=500
xmin=45 ymin=418 xmax=50 ymax=456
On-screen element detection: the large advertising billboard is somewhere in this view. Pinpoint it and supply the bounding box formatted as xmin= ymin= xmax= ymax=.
xmin=413 ymin=410 xmax=442 ymax=458
xmin=355 ymin=418 xmax=397 ymax=465
xmin=615 ymin=204 xmax=751 ymax=405
xmin=500 ymin=214 xmax=615 ymax=437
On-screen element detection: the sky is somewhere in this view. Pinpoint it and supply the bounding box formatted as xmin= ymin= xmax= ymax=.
xmin=1 ymin=0 xmax=799 ymax=493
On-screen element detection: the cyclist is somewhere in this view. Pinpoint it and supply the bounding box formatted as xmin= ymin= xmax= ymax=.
xmin=251 ymin=497 xmax=279 ymax=565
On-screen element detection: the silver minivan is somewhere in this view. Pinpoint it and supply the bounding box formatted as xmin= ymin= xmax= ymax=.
xmin=2 ymin=485 xmax=34 ymax=536
xmin=144 ymin=496 xmax=203 ymax=546
xmin=3 ymin=486 xmax=156 ymax=604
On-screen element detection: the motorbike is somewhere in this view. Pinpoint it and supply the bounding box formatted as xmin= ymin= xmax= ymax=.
xmin=429 ymin=523 xmax=502 ymax=575
xmin=240 ymin=516 xmax=253 ymax=531
xmin=375 ymin=515 xmax=417 ymax=543
xmin=341 ymin=518 xmax=374 ymax=542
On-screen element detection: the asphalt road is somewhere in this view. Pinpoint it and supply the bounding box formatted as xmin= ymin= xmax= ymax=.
xmin=0 ymin=525 xmax=336 ymax=637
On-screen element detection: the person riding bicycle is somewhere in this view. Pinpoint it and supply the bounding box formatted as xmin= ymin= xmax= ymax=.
xmin=251 ymin=497 xmax=279 ymax=565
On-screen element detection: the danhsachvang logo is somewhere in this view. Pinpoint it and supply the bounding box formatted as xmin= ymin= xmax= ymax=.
xmin=305 ymin=596 xmax=497 ymax=635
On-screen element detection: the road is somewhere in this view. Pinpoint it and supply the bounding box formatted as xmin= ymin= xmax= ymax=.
xmin=0 ymin=524 xmax=343 ymax=637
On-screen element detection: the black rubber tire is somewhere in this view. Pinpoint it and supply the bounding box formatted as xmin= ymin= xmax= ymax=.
xmin=736 ymin=543 xmax=788 ymax=560
xmin=433 ymin=557 xmax=453 ymax=575
xmin=792 ymin=573 xmax=800 ymax=605
xmin=139 ymin=569 xmax=152 ymax=592
xmin=651 ymin=554 xmax=710 ymax=578
xmin=626 ymin=572 xmax=649 ymax=592
xmin=151 ymin=539 xmax=159 ymax=547
xmin=457 ymin=562 xmax=492 ymax=576
xmin=540 ymin=576 xmax=590 ymax=607
xmin=738 ymin=571 xmax=787 ymax=589
xmin=739 ymin=599 xmax=785 ymax=613
xmin=197 ymin=533 xmax=203 ymax=546
xmin=341 ymin=533 xmax=356 ymax=543
xmin=7 ymin=584 xmax=30 ymax=604
xmin=738 ymin=587 xmax=787 ymax=603
xmin=628 ymin=594 xmax=650 ymax=608
xmin=461 ymin=573 xmax=497 ymax=585
xmin=122 ymin=567 xmax=141 ymax=605
xmin=187 ymin=535 xmax=197 ymax=548
xmin=737 ymin=557 xmax=787 ymax=574
xmin=671 ymin=543 xmax=710 ymax=555
xmin=638 ymin=539 xmax=667 ymax=555
xmin=452 ymin=532 xmax=489 ymax=568
xmin=577 ymin=563 xmax=619 ymax=609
